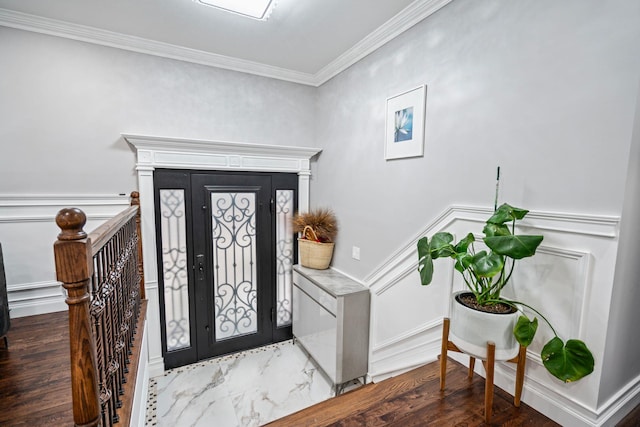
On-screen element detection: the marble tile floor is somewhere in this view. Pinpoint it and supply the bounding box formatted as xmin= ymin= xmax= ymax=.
xmin=145 ymin=340 xmax=354 ymax=427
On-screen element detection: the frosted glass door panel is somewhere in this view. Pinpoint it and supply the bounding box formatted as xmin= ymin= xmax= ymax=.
xmin=211 ymin=192 xmax=258 ymax=341
xmin=275 ymin=189 xmax=294 ymax=327
xmin=159 ymin=189 xmax=190 ymax=351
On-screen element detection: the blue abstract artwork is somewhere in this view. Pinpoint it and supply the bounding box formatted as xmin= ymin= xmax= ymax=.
xmin=394 ymin=107 xmax=413 ymax=142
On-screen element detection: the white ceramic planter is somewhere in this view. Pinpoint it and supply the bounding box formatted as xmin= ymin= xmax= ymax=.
xmin=449 ymin=291 xmax=521 ymax=361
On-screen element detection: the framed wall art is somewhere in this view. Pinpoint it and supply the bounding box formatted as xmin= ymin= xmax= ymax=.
xmin=384 ymin=85 xmax=427 ymax=160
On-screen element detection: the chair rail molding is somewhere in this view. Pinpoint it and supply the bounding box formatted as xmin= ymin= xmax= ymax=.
xmin=124 ymin=133 xmax=322 ymax=377
xmin=365 ymin=204 xmax=621 ymax=427
xmin=0 ymin=194 xmax=131 ymax=317
xmin=6 ymin=280 xmax=65 ymax=318
xmin=0 ymin=193 xmax=130 ymax=223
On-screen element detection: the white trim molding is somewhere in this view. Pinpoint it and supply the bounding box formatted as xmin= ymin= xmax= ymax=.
xmin=0 ymin=194 xmax=132 ymax=318
xmin=314 ymin=0 xmax=453 ymax=85
xmin=124 ymin=133 xmax=322 ymax=376
xmin=0 ymin=0 xmax=452 ymax=87
xmin=0 ymin=193 xmax=130 ymax=223
xmin=124 ymin=134 xmax=321 ymax=170
xmin=366 ymin=205 xmax=619 ymax=290
xmin=6 ymin=280 xmax=66 ymax=317
xmin=0 ymin=8 xmax=313 ymax=86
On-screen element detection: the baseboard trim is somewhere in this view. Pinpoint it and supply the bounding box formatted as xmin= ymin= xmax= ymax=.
xmin=369 ymin=326 xmax=441 ymax=383
xmin=371 ymin=318 xmax=442 ymax=353
xmin=148 ymin=356 xmax=165 ymax=378
xmin=7 ymin=280 xmax=66 ymax=318
xmin=593 ymin=373 xmax=640 ymax=426
xmin=8 ymin=295 xmax=66 ymax=318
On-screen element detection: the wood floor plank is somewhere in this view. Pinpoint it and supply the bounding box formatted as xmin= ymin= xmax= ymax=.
xmin=0 ymin=311 xmax=73 ymax=427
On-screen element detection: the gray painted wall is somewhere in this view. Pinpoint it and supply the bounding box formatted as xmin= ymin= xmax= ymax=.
xmin=313 ymin=0 xmax=640 ymax=280
xmin=601 ymin=79 xmax=640 ymax=407
xmin=0 ymin=27 xmax=316 ymax=194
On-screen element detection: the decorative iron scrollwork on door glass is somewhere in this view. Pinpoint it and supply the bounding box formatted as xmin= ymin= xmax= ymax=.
xmin=275 ymin=190 xmax=294 ymax=327
xmin=211 ymin=192 xmax=258 ymax=340
xmin=159 ymin=189 xmax=191 ymax=351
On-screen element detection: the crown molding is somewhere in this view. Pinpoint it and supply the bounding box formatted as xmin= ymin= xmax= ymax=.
xmin=0 ymin=0 xmax=452 ymax=87
xmin=313 ymin=0 xmax=453 ymax=85
xmin=0 ymin=7 xmax=316 ymax=85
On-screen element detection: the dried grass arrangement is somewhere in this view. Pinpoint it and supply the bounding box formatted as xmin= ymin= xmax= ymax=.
xmin=293 ymin=208 xmax=338 ymax=269
xmin=292 ymin=208 xmax=338 ymax=243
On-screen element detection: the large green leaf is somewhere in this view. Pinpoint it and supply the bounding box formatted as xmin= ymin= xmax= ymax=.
xmin=417 ymin=236 xmax=430 ymax=261
xmin=455 ymin=233 xmax=475 ymax=253
xmin=483 ymin=223 xmax=510 ymax=237
xmin=454 ymin=252 xmax=473 ymax=273
xmin=472 ymin=251 xmax=504 ymax=277
xmin=541 ymin=337 xmax=595 ymax=383
xmin=514 ymin=316 xmax=538 ymax=347
xmin=484 ymin=235 xmax=543 ymax=259
xmin=487 ymin=203 xmax=529 ymax=225
xmin=417 ymin=237 xmax=434 ymax=285
xmin=430 ymin=232 xmax=455 ymax=259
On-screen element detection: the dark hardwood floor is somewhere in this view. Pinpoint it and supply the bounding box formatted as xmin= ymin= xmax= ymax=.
xmin=0 ymin=311 xmax=73 ymax=427
xmin=268 ymin=358 xmax=559 ymax=427
xmin=2 ymin=311 xmax=640 ymax=427
xmin=269 ymin=360 xmax=640 ymax=427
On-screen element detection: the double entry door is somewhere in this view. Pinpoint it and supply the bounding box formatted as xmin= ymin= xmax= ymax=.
xmin=154 ymin=169 xmax=298 ymax=369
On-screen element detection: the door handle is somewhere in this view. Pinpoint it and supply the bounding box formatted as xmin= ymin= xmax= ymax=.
xmin=196 ymin=254 xmax=205 ymax=281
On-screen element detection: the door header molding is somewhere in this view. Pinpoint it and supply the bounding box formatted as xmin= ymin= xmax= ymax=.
xmin=123 ymin=134 xmax=322 ymax=174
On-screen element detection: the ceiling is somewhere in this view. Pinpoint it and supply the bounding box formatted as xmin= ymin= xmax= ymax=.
xmin=0 ymin=0 xmax=451 ymax=86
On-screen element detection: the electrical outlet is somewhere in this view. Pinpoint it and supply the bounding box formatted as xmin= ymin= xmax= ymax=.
xmin=352 ymin=246 xmax=361 ymax=260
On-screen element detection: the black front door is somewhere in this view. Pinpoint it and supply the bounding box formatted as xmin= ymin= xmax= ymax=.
xmin=154 ymin=170 xmax=298 ymax=369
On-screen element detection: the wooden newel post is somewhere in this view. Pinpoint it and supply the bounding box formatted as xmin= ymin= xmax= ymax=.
xmin=54 ymin=208 xmax=101 ymax=427
xmin=130 ymin=191 xmax=145 ymax=300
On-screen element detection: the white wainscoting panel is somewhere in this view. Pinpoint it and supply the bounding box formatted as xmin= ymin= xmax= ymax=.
xmin=506 ymin=246 xmax=592 ymax=362
xmin=365 ymin=205 xmax=622 ymax=426
xmin=0 ymin=194 xmax=130 ymax=317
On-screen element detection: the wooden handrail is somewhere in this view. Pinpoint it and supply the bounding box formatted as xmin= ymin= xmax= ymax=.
xmin=54 ymin=192 xmax=145 ymax=427
xmin=88 ymin=207 xmax=137 ymax=255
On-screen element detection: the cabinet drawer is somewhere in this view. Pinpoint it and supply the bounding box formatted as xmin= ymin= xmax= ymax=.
xmin=293 ymin=270 xmax=337 ymax=314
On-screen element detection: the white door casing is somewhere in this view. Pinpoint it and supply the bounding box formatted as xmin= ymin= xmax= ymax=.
xmin=124 ymin=133 xmax=322 ymax=376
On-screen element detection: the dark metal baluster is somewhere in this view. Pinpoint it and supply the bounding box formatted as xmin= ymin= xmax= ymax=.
xmin=99 ymin=247 xmax=114 ymax=426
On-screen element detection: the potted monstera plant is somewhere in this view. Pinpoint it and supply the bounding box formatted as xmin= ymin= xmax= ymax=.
xmin=417 ymin=203 xmax=594 ymax=382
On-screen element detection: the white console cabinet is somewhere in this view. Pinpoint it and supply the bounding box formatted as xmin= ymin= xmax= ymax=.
xmin=292 ymin=265 xmax=370 ymax=395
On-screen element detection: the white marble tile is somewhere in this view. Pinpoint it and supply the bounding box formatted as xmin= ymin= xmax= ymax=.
xmin=157 ymin=363 xmax=235 ymax=427
xmin=230 ymin=345 xmax=333 ymax=425
xmin=150 ymin=340 xmax=341 ymax=427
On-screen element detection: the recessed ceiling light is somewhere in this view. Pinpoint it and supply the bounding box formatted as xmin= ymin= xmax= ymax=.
xmin=196 ymin=0 xmax=276 ymax=20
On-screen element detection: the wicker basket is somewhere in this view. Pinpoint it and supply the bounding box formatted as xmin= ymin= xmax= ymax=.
xmin=299 ymin=226 xmax=335 ymax=270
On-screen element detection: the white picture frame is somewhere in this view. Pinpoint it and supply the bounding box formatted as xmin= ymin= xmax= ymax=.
xmin=384 ymin=85 xmax=427 ymax=160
